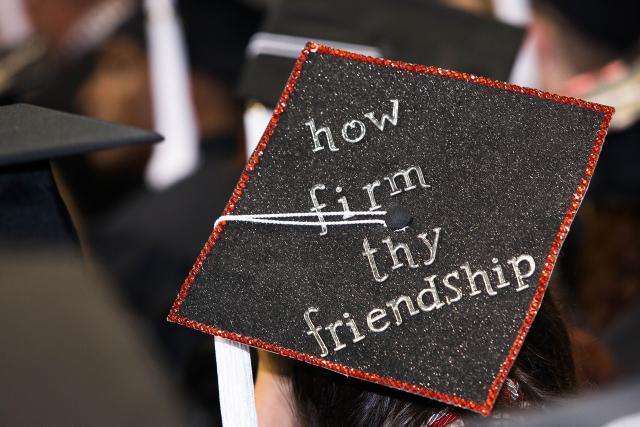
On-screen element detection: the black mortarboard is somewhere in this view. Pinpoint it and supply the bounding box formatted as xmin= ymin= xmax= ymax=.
xmin=533 ymin=0 xmax=640 ymax=55
xmin=176 ymin=0 xmax=262 ymax=86
xmin=169 ymin=44 xmax=613 ymax=415
xmin=586 ymin=121 xmax=640 ymax=206
xmin=0 ymin=104 xmax=162 ymax=245
xmin=239 ymin=0 xmax=523 ymax=107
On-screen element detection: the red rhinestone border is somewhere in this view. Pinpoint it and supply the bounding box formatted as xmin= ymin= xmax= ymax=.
xmin=167 ymin=42 xmax=615 ymax=416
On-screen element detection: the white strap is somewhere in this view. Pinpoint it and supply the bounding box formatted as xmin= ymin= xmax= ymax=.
xmin=243 ymin=103 xmax=272 ymax=158
xmin=144 ymin=0 xmax=199 ymax=191
xmin=215 ymin=337 xmax=258 ymax=427
xmin=214 ymin=211 xmax=387 ymax=229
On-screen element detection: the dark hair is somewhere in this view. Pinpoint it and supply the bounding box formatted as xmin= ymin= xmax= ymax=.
xmin=288 ymin=288 xmax=576 ymax=426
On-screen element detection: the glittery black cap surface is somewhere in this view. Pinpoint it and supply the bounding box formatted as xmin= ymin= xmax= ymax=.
xmin=169 ymin=44 xmax=613 ymax=414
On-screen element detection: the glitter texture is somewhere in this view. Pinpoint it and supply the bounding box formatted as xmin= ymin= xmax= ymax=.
xmin=168 ymin=43 xmax=614 ymax=415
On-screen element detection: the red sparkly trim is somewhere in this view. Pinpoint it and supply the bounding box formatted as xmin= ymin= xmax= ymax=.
xmin=314 ymin=44 xmax=614 ymax=114
xmin=167 ymin=42 xmax=615 ymax=416
xmin=169 ymin=313 xmax=482 ymax=413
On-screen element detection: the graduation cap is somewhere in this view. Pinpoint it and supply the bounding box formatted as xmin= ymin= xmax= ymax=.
xmin=0 ymin=103 xmax=162 ymax=245
xmin=239 ymin=0 xmax=523 ymax=108
xmin=169 ymin=43 xmax=614 ymax=415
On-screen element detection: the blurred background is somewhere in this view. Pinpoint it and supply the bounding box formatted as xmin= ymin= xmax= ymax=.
xmin=0 ymin=0 xmax=638 ymax=425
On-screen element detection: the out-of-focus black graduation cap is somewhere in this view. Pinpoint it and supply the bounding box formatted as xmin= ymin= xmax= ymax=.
xmin=0 ymin=104 xmax=162 ymax=246
xmin=533 ymin=0 xmax=640 ymax=55
xmin=170 ymin=44 xmax=613 ymax=414
xmin=239 ymin=0 xmax=524 ymax=107
xmin=587 ymin=121 xmax=640 ymax=206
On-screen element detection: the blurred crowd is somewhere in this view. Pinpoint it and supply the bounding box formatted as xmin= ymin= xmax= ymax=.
xmin=0 ymin=0 xmax=638 ymax=426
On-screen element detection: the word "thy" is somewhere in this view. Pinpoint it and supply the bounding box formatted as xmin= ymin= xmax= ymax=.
xmin=305 ymin=99 xmax=399 ymax=153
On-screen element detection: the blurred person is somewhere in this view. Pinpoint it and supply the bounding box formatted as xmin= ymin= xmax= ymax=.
xmin=10 ymin=1 xmax=263 ymax=424
xmin=24 ymin=0 xmax=126 ymax=56
xmin=531 ymin=0 xmax=639 ymax=104
xmin=71 ymin=11 xmax=154 ymax=211
xmin=21 ymin=0 xmax=139 ymax=101
xmin=0 ymin=103 xmax=186 ymax=425
xmin=530 ymin=0 xmax=640 ymax=381
xmin=23 ymin=0 xmax=258 ymax=214
xmin=75 ymin=2 xmax=262 ymax=424
xmin=15 ymin=0 xmax=148 ymax=212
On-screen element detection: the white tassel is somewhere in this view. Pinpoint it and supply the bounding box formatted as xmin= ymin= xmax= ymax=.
xmin=491 ymin=0 xmax=531 ymax=27
xmin=215 ymin=337 xmax=258 ymax=427
xmin=143 ymin=0 xmax=199 ymax=191
xmin=243 ymin=103 xmax=273 ymax=157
